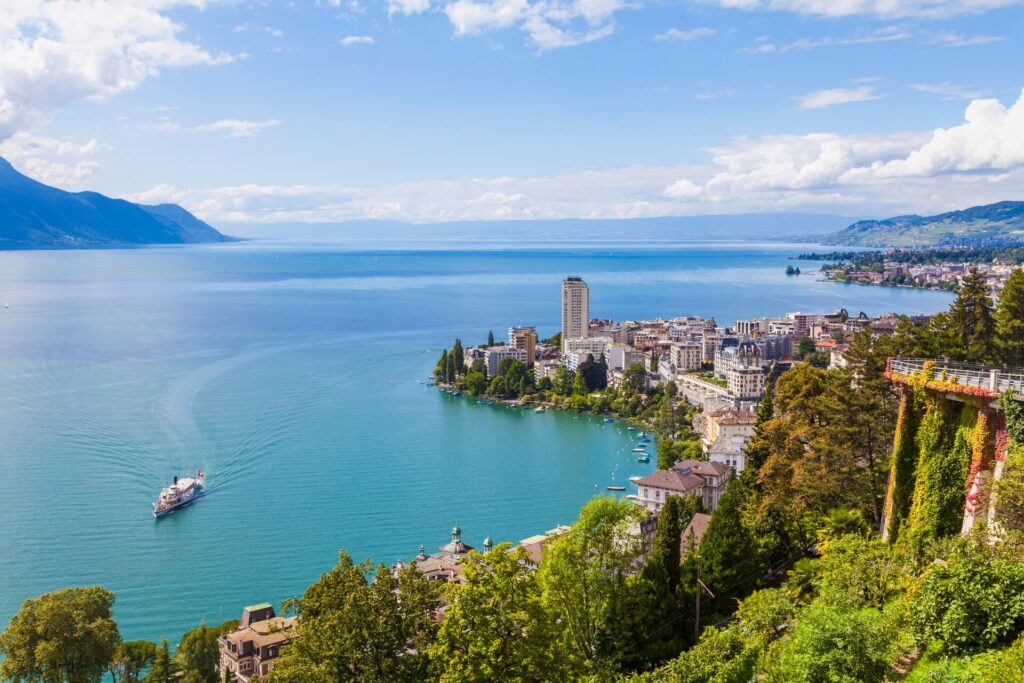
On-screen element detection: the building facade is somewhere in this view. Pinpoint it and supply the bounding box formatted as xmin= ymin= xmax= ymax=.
xmin=561 ymin=276 xmax=589 ymax=351
xmin=631 ymin=460 xmax=731 ymax=513
xmin=508 ymin=326 xmax=537 ymax=367
xmin=219 ymin=604 xmax=297 ymax=682
xmin=669 ymin=341 xmax=702 ymax=372
xmin=484 ymin=345 xmax=527 ymax=376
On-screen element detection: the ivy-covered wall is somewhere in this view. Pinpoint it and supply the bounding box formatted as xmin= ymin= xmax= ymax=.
xmin=901 ymin=397 xmax=974 ymax=552
xmin=883 ymin=391 xmax=919 ymax=543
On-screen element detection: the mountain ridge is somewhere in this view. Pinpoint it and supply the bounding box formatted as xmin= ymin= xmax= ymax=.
xmin=0 ymin=157 xmax=230 ymax=250
xmin=825 ymin=200 xmax=1024 ymax=247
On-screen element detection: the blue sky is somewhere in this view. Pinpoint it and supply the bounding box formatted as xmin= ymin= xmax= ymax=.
xmin=0 ymin=0 xmax=1023 ymax=224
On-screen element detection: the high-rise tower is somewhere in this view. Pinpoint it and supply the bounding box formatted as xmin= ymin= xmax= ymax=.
xmin=561 ymin=275 xmax=589 ymax=351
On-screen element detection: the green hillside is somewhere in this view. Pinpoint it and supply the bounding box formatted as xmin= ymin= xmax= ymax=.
xmin=826 ymin=200 xmax=1024 ymax=247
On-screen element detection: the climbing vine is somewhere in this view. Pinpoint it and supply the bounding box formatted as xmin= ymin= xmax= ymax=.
xmin=884 ymin=391 xmax=919 ymax=544
xmin=902 ymin=397 xmax=974 ymax=555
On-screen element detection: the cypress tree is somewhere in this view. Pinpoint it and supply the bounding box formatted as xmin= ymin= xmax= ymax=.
xmin=487 ymin=330 xmax=495 ymax=346
xmin=452 ymin=339 xmax=465 ymax=376
xmin=947 ymin=266 xmax=996 ymax=362
xmin=445 ymin=349 xmax=456 ymax=384
xmin=996 ymin=268 xmax=1024 ymax=367
xmin=697 ymin=477 xmax=759 ymax=621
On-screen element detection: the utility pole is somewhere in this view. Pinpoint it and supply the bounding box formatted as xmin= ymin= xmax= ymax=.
xmin=694 ymin=553 xmax=714 ymax=644
xmin=694 ymin=554 xmax=701 ymax=644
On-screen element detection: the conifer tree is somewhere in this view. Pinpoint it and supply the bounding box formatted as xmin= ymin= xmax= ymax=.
xmin=947 ymin=266 xmax=996 ymax=362
xmin=996 ymin=268 xmax=1024 ymax=367
xmin=144 ymin=639 xmax=179 ymax=683
xmin=487 ymin=330 xmax=495 ymax=346
xmin=696 ymin=477 xmax=759 ymax=622
xmin=445 ymin=349 xmax=456 ymax=384
xmin=572 ymin=369 xmax=588 ymax=396
xmin=452 ymin=339 xmax=465 ymax=376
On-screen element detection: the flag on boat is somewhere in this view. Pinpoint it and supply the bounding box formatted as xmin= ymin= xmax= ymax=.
xmin=197 ymin=470 xmax=204 ymax=479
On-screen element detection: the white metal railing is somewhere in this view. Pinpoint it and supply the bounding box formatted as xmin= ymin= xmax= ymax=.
xmin=889 ymin=357 xmax=1024 ymax=396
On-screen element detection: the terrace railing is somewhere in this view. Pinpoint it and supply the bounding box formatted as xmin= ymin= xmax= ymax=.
xmin=888 ymin=357 xmax=1024 ymax=396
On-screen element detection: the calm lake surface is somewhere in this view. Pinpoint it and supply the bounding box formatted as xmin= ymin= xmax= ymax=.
xmin=0 ymin=240 xmax=954 ymax=642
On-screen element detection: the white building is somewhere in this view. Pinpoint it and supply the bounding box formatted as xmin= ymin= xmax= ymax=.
xmin=670 ymin=342 xmax=702 ymax=373
xmin=565 ymin=335 xmax=613 ymax=358
xmin=707 ymin=434 xmax=750 ymax=474
xmin=561 ymin=276 xmax=589 ymax=351
xmin=605 ymin=345 xmax=646 ymax=372
xmin=631 ymin=460 xmax=731 ymax=513
xmin=484 ymin=345 xmax=527 ymax=376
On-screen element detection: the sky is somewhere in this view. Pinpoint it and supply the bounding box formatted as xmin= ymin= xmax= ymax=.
xmin=0 ymin=0 xmax=1023 ymax=225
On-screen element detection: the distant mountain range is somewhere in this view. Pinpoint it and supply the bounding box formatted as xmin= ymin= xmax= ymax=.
xmin=225 ymin=213 xmax=857 ymax=242
xmin=0 ymin=157 xmax=230 ymax=250
xmin=824 ymin=201 xmax=1024 ymax=247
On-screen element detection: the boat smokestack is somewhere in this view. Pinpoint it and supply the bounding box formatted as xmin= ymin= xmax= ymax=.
xmin=174 ymin=476 xmax=178 ymax=484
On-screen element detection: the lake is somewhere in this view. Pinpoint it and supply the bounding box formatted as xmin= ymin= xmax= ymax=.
xmin=0 ymin=240 xmax=954 ymax=642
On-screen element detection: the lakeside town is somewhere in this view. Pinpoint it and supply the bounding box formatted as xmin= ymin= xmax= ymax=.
xmin=801 ymin=246 xmax=1024 ymax=294
xmin=201 ymin=273 xmax=949 ymax=680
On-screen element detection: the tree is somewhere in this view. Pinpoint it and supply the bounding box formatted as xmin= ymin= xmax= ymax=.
xmin=144 ymin=639 xmax=179 ymax=683
xmin=947 ymin=266 xmax=996 ymax=362
xmin=762 ymin=601 xmax=894 ymax=683
xmin=695 ymin=477 xmax=759 ymax=622
xmin=650 ymin=351 xmax=659 ymax=373
xmin=110 ymin=641 xmax=157 ymax=683
xmin=571 ymin=369 xmax=588 ymax=396
xmin=487 ymin=375 xmax=507 ymax=398
xmin=176 ymin=622 xmax=219 ymax=683
xmin=538 ymin=497 xmax=646 ymax=667
xmin=451 ymin=339 xmax=466 ymax=376
xmin=622 ymin=363 xmax=646 ymax=394
xmin=552 ymin=366 xmax=573 ymax=395
xmin=430 ymin=545 xmax=568 ymax=682
xmin=0 ymin=586 xmax=121 ymax=683
xmin=464 ymin=371 xmax=487 ymax=396
xmin=470 ymin=357 xmax=487 ymax=377
xmin=487 ymin=330 xmax=495 ymax=347
xmin=434 ymin=349 xmax=448 ymax=382
xmin=445 ymin=349 xmax=456 ymax=384
xmin=796 ymin=336 xmax=816 ymax=360
xmin=996 ymin=268 xmax=1024 ymax=366
xmin=271 ymin=551 xmax=438 ymax=682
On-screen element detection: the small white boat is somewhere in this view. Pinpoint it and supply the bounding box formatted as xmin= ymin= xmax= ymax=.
xmin=534 ymin=407 xmax=546 ymax=413
xmin=632 ymin=447 xmax=646 ymax=453
xmin=607 ymin=485 xmax=626 ymax=491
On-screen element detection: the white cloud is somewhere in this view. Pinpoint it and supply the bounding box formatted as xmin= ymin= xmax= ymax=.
xmin=714 ymin=0 xmax=1024 ymax=18
xmin=654 ymin=27 xmax=715 ymax=42
xmin=695 ymin=88 xmax=737 ymax=100
xmin=741 ymin=25 xmax=910 ymax=53
xmin=340 ymin=35 xmax=376 ymax=46
xmin=910 ymin=82 xmax=984 ymax=99
xmin=140 ymin=118 xmax=281 ymax=138
xmin=0 ymin=131 xmax=104 ymax=187
xmin=842 ymin=87 xmax=1024 ymax=181
xmin=928 ymin=31 xmax=1004 ymax=46
xmin=797 ymin=86 xmax=882 ymax=110
xmin=443 ymin=0 xmax=629 ymax=49
xmin=0 ymin=1 xmax=239 ymax=140
xmin=663 ymin=178 xmax=702 ymax=198
xmin=388 ymin=0 xmax=432 ymax=15
xmin=122 ymin=90 xmax=1024 ymax=223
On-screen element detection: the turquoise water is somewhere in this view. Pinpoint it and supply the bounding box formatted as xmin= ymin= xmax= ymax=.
xmin=0 ymin=240 xmax=953 ymax=642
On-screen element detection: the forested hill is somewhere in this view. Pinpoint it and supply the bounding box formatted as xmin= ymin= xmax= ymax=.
xmin=824 ymin=200 xmax=1024 ymax=247
xmin=0 ymin=157 xmax=231 ymax=250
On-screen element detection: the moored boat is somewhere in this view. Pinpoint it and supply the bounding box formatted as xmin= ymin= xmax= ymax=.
xmin=153 ymin=472 xmax=204 ymax=518
xmin=607 ymin=485 xmax=626 ymax=491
